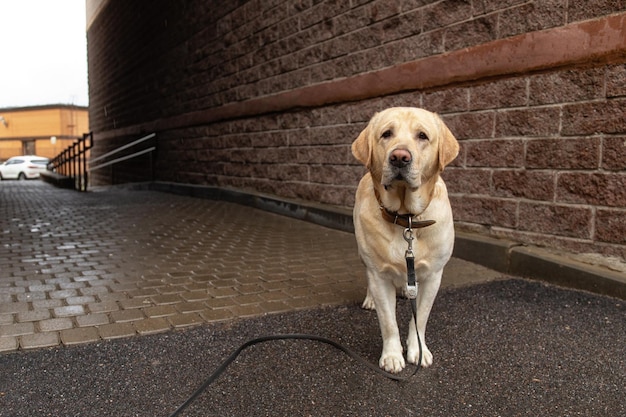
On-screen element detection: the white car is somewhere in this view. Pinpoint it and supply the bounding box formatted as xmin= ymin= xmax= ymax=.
xmin=0 ymin=155 xmax=50 ymax=180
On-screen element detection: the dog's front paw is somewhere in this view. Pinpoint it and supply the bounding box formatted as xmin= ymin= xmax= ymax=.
xmin=361 ymin=292 xmax=375 ymax=310
xmin=407 ymin=344 xmax=433 ymax=368
xmin=379 ymin=351 xmax=406 ymax=373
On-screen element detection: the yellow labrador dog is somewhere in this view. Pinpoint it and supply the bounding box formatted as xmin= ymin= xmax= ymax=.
xmin=352 ymin=107 xmax=459 ymax=373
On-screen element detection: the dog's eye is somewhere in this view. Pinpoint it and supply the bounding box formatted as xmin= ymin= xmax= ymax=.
xmin=417 ymin=132 xmax=429 ymax=141
xmin=381 ymin=129 xmax=393 ymax=139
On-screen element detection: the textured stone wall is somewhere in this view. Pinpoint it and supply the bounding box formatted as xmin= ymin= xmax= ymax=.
xmin=87 ymin=0 xmax=626 ymax=261
xmin=441 ymin=66 xmax=626 ymax=258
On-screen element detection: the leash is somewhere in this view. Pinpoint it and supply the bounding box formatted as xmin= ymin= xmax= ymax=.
xmin=168 ymin=222 xmax=429 ymax=417
xmin=403 ymin=216 xmax=423 ymax=381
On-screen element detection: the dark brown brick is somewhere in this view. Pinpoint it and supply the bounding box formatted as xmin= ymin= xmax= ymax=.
xmin=595 ymin=208 xmax=626 ymax=244
xmin=557 ymin=172 xmax=626 ymax=207
xmin=396 ymin=30 xmax=445 ymax=61
xmin=496 ymin=78 xmax=529 ymax=109
xmin=493 ymin=170 xmax=555 ymax=201
xmin=495 ymin=107 xmax=561 ymax=137
xmin=562 ymin=99 xmax=626 ymax=136
xmin=450 ymin=196 xmax=517 ymax=228
xmin=473 ymin=0 xmax=528 ymax=15
xmin=567 ymin=0 xmax=626 ymax=23
xmin=377 ymin=9 xmax=421 ymax=42
xmin=529 ymin=68 xmax=605 ymax=105
xmin=423 ymin=87 xmax=469 ymax=113
xmin=442 ymin=112 xmax=495 ymax=140
xmin=309 ymin=165 xmax=364 ymax=185
xmin=466 ymin=139 xmax=524 ymax=168
xmin=296 ymin=145 xmax=352 ymax=165
xmin=289 ymin=182 xmax=356 ymax=207
xmin=220 ymin=162 xmax=254 ymax=179
xmin=606 ymin=64 xmax=626 ymax=98
xmin=443 ymin=167 xmax=492 ymax=195
xmin=526 ymin=138 xmax=600 ymax=170
xmin=498 ymin=0 xmax=566 ymax=38
xmin=232 ymin=115 xmax=281 ymax=134
xmin=518 ymin=202 xmax=592 ymax=238
xmin=333 ymin=50 xmax=370 ymax=79
xmin=265 ymin=164 xmax=311 ymax=182
xmin=292 ymin=125 xmax=358 ymax=147
xmin=299 ymin=1 xmax=351 ymax=30
xmin=444 ymin=15 xmax=498 ymax=51
xmin=470 ymin=79 xmax=527 ymax=110
xmin=424 ymin=0 xmax=473 ymax=32
xmin=232 ymin=147 xmax=298 ymax=164
xmin=330 ymin=5 xmax=370 ymax=37
xmin=602 ymin=136 xmax=626 ymax=171
xmin=249 ymin=131 xmax=290 ymax=148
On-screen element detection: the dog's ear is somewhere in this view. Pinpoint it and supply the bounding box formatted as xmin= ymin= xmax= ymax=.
xmin=351 ymin=124 xmax=372 ymax=168
xmin=437 ymin=116 xmax=459 ymax=171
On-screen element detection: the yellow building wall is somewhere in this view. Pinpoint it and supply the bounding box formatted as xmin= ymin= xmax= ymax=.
xmin=0 ymin=106 xmax=89 ymax=161
xmin=1 ymin=141 xmax=23 ymax=158
xmin=36 ymin=138 xmax=83 ymax=158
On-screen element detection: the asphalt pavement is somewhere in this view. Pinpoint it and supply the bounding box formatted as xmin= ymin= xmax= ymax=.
xmin=1 ymin=279 xmax=624 ymax=417
xmin=0 ymin=181 xmax=624 ymax=416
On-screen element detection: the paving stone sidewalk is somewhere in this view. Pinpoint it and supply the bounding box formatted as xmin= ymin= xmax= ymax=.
xmin=1 ymin=181 xmax=500 ymax=353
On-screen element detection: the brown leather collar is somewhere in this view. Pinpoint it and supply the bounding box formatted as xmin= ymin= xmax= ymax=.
xmin=374 ymin=187 xmax=436 ymax=229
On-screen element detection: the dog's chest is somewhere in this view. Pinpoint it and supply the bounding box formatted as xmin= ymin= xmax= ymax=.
xmin=387 ymin=234 xmax=408 ymax=263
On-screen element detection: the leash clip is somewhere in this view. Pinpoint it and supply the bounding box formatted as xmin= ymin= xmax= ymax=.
xmin=404 ymin=219 xmax=418 ymax=300
xmin=403 ymin=217 xmax=414 ymax=258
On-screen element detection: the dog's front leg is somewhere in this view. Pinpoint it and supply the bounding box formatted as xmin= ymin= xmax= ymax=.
xmin=406 ymin=269 xmax=442 ymax=367
xmin=368 ymin=270 xmax=405 ymax=373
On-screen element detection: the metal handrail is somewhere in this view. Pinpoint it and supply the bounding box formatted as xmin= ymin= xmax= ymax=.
xmin=89 ymin=146 xmax=156 ymax=172
xmin=47 ymin=132 xmax=93 ymax=191
xmin=89 ymin=133 xmax=156 ymax=169
xmin=88 ymin=132 xmax=157 ymax=185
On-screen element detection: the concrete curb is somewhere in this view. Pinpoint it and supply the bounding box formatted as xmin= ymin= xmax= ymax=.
xmin=453 ymin=231 xmax=626 ymax=299
xmin=40 ymin=171 xmax=75 ymax=189
xmin=113 ymin=181 xmax=626 ymax=300
xmin=127 ymin=181 xmax=356 ymax=233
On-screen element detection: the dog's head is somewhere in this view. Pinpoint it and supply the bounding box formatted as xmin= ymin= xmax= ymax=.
xmin=352 ymin=107 xmax=459 ymax=190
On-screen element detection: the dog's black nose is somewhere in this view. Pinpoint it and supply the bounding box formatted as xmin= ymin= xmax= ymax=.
xmin=389 ymin=149 xmax=412 ymax=168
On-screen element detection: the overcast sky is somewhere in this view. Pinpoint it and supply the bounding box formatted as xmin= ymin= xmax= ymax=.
xmin=0 ymin=1 xmax=88 ymax=109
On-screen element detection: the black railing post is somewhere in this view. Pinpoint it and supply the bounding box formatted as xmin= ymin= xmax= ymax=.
xmin=72 ymin=141 xmax=77 ymax=190
xmin=46 ymin=132 xmax=94 ymax=191
xmin=78 ymin=139 xmax=82 ymax=191
xmin=84 ymin=132 xmax=92 ymax=190
xmin=50 ymin=132 xmax=154 ymax=191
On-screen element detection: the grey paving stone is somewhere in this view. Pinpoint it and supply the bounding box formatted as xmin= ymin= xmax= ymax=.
xmin=0 ymin=336 xmax=18 ymax=352
xmin=60 ymin=327 xmax=100 ymax=346
xmin=133 ymin=318 xmax=171 ymax=335
xmin=98 ymin=323 xmax=136 ymax=340
xmin=38 ymin=318 xmax=74 ymax=332
xmin=16 ymin=309 xmax=52 ymax=323
xmin=75 ymin=313 xmax=110 ymax=327
xmin=0 ymin=182 xmax=501 ymax=355
xmin=110 ymin=309 xmax=145 ymax=323
xmin=53 ymin=305 xmax=86 ymax=317
xmin=0 ymin=322 xmax=35 ymax=337
xmin=167 ymin=312 xmax=204 ymax=328
xmin=20 ymin=332 xmax=59 ymax=350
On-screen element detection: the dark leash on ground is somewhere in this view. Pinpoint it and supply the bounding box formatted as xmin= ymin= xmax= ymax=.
xmin=167 ymin=221 xmax=427 ymax=417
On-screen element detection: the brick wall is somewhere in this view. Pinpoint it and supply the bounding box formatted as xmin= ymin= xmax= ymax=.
xmin=87 ymin=0 xmax=626 ymax=262
xmin=441 ymin=66 xmax=626 ymax=259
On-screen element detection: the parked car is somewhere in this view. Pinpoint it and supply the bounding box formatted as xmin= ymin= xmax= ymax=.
xmin=0 ymin=156 xmax=50 ymax=180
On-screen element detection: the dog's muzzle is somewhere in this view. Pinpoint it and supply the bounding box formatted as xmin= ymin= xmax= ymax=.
xmin=384 ymin=148 xmax=417 ymax=187
xmin=389 ymin=148 xmax=412 ymax=169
